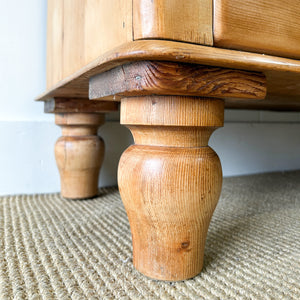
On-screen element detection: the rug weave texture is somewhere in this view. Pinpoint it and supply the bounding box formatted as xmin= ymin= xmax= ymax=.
xmin=0 ymin=171 xmax=299 ymax=299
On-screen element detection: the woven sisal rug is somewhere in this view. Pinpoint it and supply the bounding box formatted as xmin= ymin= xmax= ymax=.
xmin=0 ymin=171 xmax=299 ymax=299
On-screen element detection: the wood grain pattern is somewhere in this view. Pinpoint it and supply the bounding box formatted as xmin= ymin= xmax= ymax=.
xmin=46 ymin=0 xmax=63 ymax=88
xmin=133 ymin=0 xmax=213 ymax=45
xmin=62 ymin=0 xmax=86 ymax=83
xmin=44 ymin=98 xmax=118 ymax=113
xmin=55 ymin=113 xmax=105 ymax=199
xmin=121 ymin=96 xmax=224 ymax=127
xmin=38 ymin=40 xmax=300 ymax=110
xmin=214 ymin=0 xmax=300 ymax=59
xmin=118 ymin=96 xmax=224 ymax=280
xmin=89 ymin=61 xmax=266 ymax=100
xmin=84 ymin=0 xmax=133 ymax=66
xmin=46 ymin=0 xmax=133 ymax=89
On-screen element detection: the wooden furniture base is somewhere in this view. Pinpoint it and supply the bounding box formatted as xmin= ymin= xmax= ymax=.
xmin=38 ymin=0 xmax=300 ymax=282
xmin=118 ymin=96 xmax=224 ymax=281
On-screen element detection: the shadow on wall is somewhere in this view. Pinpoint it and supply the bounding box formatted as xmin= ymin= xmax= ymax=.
xmin=98 ymin=122 xmax=133 ymax=187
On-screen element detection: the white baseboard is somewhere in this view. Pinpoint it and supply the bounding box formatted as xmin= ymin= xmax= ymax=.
xmin=211 ymin=123 xmax=300 ymax=176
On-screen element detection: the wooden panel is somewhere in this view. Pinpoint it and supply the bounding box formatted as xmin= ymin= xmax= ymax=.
xmin=46 ymin=0 xmax=133 ymax=89
xmin=63 ymin=0 xmax=86 ymax=83
xmin=38 ymin=40 xmax=300 ymax=111
xmin=133 ymin=0 xmax=213 ymax=45
xmin=89 ymin=61 xmax=266 ymax=100
xmin=214 ymin=0 xmax=300 ymax=59
xmin=46 ymin=0 xmax=63 ymax=88
xmin=84 ymin=0 xmax=133 ymax=65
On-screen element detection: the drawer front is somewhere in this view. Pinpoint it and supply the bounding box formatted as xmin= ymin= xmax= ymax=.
xmin=214 ymin=0 xmax=300 ymax=59
xmin=133 ymin=0 xmax=213 ymax=46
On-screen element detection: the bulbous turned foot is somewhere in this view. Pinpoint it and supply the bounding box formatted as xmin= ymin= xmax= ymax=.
xmin=55 ymin=113 xmax=105 ymax=199
xmin=118 ymin=96 xmax=224 ymax=281
xmin=119 ymin=145 xmax=222 ymax=280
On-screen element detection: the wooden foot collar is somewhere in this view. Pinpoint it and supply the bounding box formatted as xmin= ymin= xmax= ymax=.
xmin=118 ymin=96 xmax=224 ymax=281
xmin=55 ymin=113 xmax=105 ymax=199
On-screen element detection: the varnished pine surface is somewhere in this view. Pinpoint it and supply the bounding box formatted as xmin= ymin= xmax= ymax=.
xmin=47 ymin=0 xmax=133 ymax=88
xmin=214 ymin=0 xmax=300 ymax=60
xmin=121 ymin=96 xmax=224 ymax=127
xmin=89 ymin=61 xmax=266 ymax=100
xmin=55 ymin=113 xmax=105 ymax=199
xmin=133 ymin=0 xmax=213 ymax=45
xmin=37 ymin=40 xmax=300 ymax=110
xmin=118 ymin=96 xmax=224 ymax=280
xmin=47 ymin=0 xmax=213 ymax=88
xmin=119 ymin=145 xmax=222 ymax=280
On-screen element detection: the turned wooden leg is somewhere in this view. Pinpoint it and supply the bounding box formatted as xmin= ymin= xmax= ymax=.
xmin=118 ymin=96 xmax=224 ymax=281
xmin=44 ymin=98 xmax=118 ymax=199
xmin=55 ymin=113 xmax=105 ymax=199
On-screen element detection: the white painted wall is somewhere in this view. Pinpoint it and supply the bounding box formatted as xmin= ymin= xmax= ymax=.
xmin=0 ymin=0 xmax=300 ymax=195
xmin=0 ymin=0 xmax=48 ymax=122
